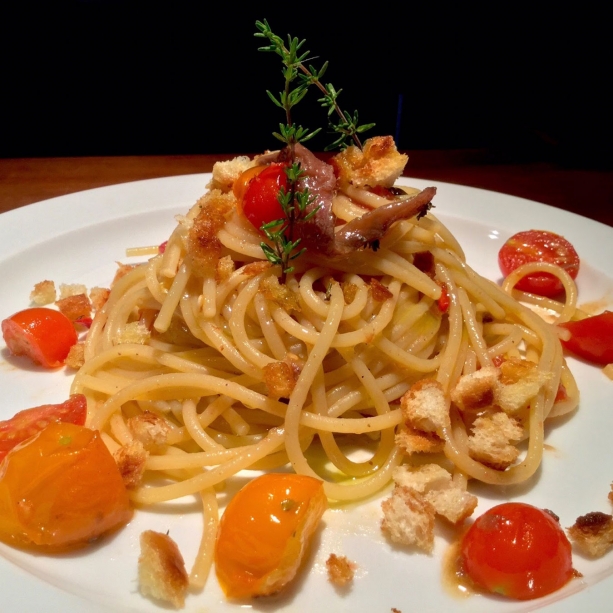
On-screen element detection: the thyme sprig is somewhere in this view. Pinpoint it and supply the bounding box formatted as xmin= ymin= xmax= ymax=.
xmin=254 ymin=19 xmax=374 ymax=277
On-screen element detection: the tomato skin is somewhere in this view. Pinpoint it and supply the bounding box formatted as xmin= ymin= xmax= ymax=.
xmin=2 ymin=307 xmax=78 ymax=368
xmin=240 ymin=163 xmax=288 ymax=231
xmin=215 ymin=473 xmax=327 ymax=599
xmin=460 ymin=502 xmax=573 ymax=600
xmin=559 ymin=311 xmax=613 ymax=365
xmin=0 ymin=421 xmax=132 ymax=551
xmin=498 ymin=230 xmax=580 ymax=297
xmin=0 ymin=394 xmax=87 ymax=461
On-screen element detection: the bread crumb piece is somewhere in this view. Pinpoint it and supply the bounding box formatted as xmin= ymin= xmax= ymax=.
xmin=56 ymin=293 xmax=92 ymax=322
xmin=468 ymin=411 xmax=523 ymax=470
xmin=401 ymin=379 xmax=449 ymax=434
xmin=114 ymin=321 xmax=151 ymax=345
xmin=260 ymin=275 xmax=301 ymax=313
xmin=568 ymin=512 xmax=613 ymax=557
xmin=395 ymin=426 xmax=444 ymax=455
xmin=59 ymin=283 xmax=88 ymax=300
xmin=495 ymin=358 xmax=551 ymax=413
xmin=90 ymin=286 xmax=111 ymax=311
xmin=381 ymin=485 xmax=435 ymax=552
xmin=263 ymin=360 xmax=297 ymax=399
xmin=215 ymin=255 xmax=235 ymax=283
xmin=138 ymin=530 xmax=189 ymax=608
xmin=114 ymin=441 xmax=148 ymax=489
xmin=370 ymin=278 xmax=393 ymax=302
xmin=30 ymin=280 xmax=56 ymax=305
xmin=450 ymin=367 xmax=499 ymax=412
xmin=326 ymin=554 xmax=356 ymax=586
xmin=65 ymin=342 xmax=85 ymax=369
xmin=128 ymin=411 xmax=170 ymax=450
xmin=208 ymin=156 xmax=255 ymax=192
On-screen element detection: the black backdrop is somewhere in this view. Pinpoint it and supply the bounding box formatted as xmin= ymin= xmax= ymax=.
xmin=2 ymin=3 xmax=610 ymax=168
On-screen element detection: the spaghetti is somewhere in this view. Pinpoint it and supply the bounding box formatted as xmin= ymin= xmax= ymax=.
xmin=71 ymin=144 xmax=579 ymax=587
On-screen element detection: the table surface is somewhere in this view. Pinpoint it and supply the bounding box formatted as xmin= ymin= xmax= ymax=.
xmin=1 ymin=151 xmax=611 ymax=227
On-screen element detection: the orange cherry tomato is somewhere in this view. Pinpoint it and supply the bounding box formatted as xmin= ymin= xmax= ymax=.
xmin=215 ymin=473 xmax=327 ymax=599
xmin=240 ymin=163 xmax=288 ymax=231
xmin=233 ymin=164 xmax=265 ymax=201
xmin=0 ymin=421 xmax=132 ymax=551
xmin=2 ymin=307 xmax=78 ymax=368
xmin=459 ymin=502 xmax=573 ymax=600
xmin=498 ymin=230 xmax=580 ymax=297
xmin=0 ymin=393 xmax=87 ymax=461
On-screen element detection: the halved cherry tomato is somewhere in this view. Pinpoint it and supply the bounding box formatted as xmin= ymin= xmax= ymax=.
xmin=559 ymin=311 xmax=613 ymax=365
xmin=240 ymin=163 xmax=288 ymax=231
xmin=0 ymin=421 xmax=132 ymax=550
xmin=498 ymin=230 xmax=580 ymax=297
xmin=2 ymin=307 xmax=77 ymax=368
xmin=0 ymin=394 xmax=87 ymax=462
xmin=459 ymin=502 xmax=573 ymax=600
xmin=215 ymin=473 xmax=327 ymax=599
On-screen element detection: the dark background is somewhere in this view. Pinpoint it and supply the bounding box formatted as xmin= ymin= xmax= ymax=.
xmin=2 ymin=3 xmax=610 ymax=168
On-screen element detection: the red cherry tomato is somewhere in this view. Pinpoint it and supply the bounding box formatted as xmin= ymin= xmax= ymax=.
xmin=2 ymin=307 xmax=77 ymax=368
xmin=0 ymin=394 xmax=87 ymax=462
xmin=460 ymin=502 xmax=573 ymax=600
xmin=240 ymin=163 xmax=288 ymax=231
xmin=498 ymin=230 xmax=580 ymax=297
xmin=559 ymin=311 xmax=613 ymax=365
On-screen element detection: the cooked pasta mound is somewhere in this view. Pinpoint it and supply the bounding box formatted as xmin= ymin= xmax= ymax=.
xmin=71 ymin=136 xmax=579 ymax=586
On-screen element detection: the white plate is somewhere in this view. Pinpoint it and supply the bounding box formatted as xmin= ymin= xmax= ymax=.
xmin=1 ymin=175 xmax=612 ymax=612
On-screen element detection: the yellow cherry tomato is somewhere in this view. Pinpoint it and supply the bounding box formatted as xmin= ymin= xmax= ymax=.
xmin=0 ymin=422 xmax=133 ymax=551
xmin=215 ymin=473 xmax=327 ymax=598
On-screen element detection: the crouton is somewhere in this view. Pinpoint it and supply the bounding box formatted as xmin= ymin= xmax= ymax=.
xmin=58 ymin=283 xmax=88 ymax=300
xmin=65 ymin=342 xmax=85 ymax=370
xmin=326 ymin=554 xmax=356 ymax=587
xmin=568 ymin=512 xmax=613 ymax=557
xmin=395 ymin=426 xmax=445 ymax=455
xmin=114 ymin=441 xmax=148 ymax=489
xmin=207 ymin=156 xmax=255 ymax=193
xmin=400 ymin=379 xmax=450 ymax=434
xmin=90 ymin=286 xmax=111 ymax=311
xmin=381 ymin=485 xmax=435 ymax=552
xmin=138 ymin=530 xmax=189 ymax=609
xmin=263 ymin=360 xmax=297 ymax=399
xmin=392 ymin=464 xmax=477 ymax=525
xmin=468 ymin=412 xmax=523 ymax=470
xmin=56 ymin=293 xmax=92 ymax=322
xmin=370 ymin=278 xmax=393 ymax=302
xmin=450 ymin=367 xmax=499 ymax=412
xmin=128 ymin=411 xmax=170 ymax=450
xmin=494 ymin=358 xmax=550 ymax=413
xmin=333 ymin=136 xmax=408 ymax=189
xmin=30 ymin=280 xmax=56 ymax=305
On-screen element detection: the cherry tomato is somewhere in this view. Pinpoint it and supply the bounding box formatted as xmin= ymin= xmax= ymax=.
xmin=240 ymin=163 xmax=288 ymax=231
xmin=459 ymin=502 xmax=573 ymax=600
xmin=498 ymin=230 xmax=580 ymax=297
xmin=0 ymin=394 xmax=87 ymax=461
xmin=2 ymin=307 xmax=78 ymax=368
xmin=0 ymin=421 xmax=132 ymax=550
xmin=215 ymin=473 xmax=327 ymax=599
xmin=559 ymin=311 xmax=613 ymax=365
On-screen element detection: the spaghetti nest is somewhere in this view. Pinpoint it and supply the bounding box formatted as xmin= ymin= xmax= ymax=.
xmin=72 ymin=149 xmax=578 ymax=513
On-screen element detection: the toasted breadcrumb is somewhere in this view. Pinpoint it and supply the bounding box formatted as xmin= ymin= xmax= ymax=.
xmin=400 ymin=379 xmax=450 ymax=434
xmin=128 ymin=411 xmax=170 ymax=450
xmin=65 ymin=342 xmax=85 ymax=369
xmin=333 ymin=136 xmax=408 ymax=189
xmin=260 ymin=275 xmax=301 ymax=313
xmin=114 ymin=321 xmax=151 ymax=345
xmin=263 ymin=360 xmax=297 ymax=399
xmin=495 ymin=358 xmax=550 ymax=413
xmin=451 ymin=367 xmax=499 ymax=412
xmin=56 ymin=293 xmax=92 ymax=322
xmin=392 ymin=464 xmax=477 ymax=525
xmin=30 ymin=280 xmax=56 ymax=305
xmin=90 ymin=286 xmax=111 ymax=310
xmin=395 ymin=425 xmax=445 ymax=455
xmin=326 ymin=554 xmax=356 ymax=586
xmin=215 ymin=255 xmax=235 ymax=283
xmin=568 ymin=512 xmax=613 ymax=557
xmin=242 ymin=261 xmax=272 ymax=277
xmin=381 ymin=485 xmax=435 ymax=552
xmin=370 ymin=278 xmax=393 ymax=302
xmin=187 ymin=190 xmax=236 ymax=276
xmin=59 ymin=283 xmax=88 ymax=300
xmin=207 ymin=156 xmax=255 ymax=192
xmin=341 ymin=281 xmax=358 ymax=305
xmin=114 ymin=441 xmax=148 ymax=489
xmin=138 ymin=530 xmax=189 ymax=609
xmin=468 ymin=411 xmax=523 ymax=470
